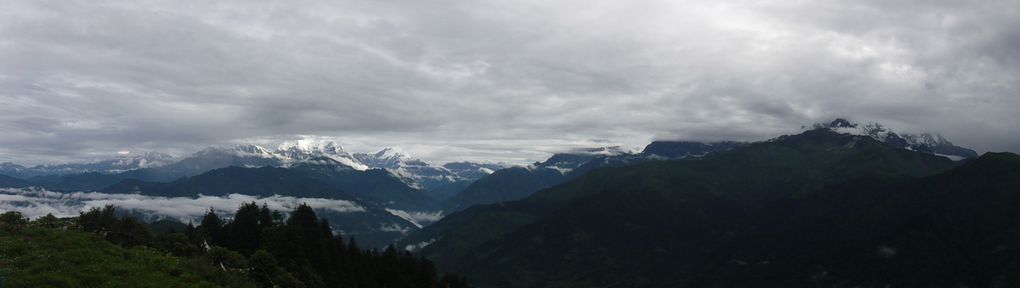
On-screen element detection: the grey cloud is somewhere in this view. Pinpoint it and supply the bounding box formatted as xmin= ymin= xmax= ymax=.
xmin=0 ymin=0 xmax=1017 ymax=165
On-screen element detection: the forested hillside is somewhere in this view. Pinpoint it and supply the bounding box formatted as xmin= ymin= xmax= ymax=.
xmin=0 ymin=204 xmax=469 ymax=288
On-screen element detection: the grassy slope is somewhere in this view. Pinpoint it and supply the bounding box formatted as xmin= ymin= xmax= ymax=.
xmin=0 ymin=227 xmax=238 ymax=288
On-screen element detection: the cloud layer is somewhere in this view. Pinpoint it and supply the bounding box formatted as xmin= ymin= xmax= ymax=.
xmin=1 ymin=0 xmax=1017 ymax=165
xmin=0 ymin=187 xmax=364 ymax=222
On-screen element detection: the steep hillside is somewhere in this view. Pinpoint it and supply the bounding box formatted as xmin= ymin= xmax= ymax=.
xmin=405 ymin=129 xmax=966 ymax=287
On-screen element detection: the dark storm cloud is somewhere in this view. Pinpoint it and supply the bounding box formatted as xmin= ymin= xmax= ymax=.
xmin=1 ymin=0 xmax=1017 ymax=165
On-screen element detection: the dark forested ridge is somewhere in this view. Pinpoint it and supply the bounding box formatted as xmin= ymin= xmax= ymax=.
xmin=404 ymin=129 xmax=1020 ymax=287
xmin=0 ymin=203 xmax=469 ymax=288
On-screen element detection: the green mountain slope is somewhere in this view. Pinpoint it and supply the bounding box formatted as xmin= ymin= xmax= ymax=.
xmin=405 ymin=129 xmax=970 ymax=287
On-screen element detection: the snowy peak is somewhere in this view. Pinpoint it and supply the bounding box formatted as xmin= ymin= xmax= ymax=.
xmin=375 ymin=147 xmax=411 ymax=160
xmin=351 ymin=147 xmax=507 ymax=191
xmin=353 ymin=148 xmax=461 ymax=190
xmin=110 ymin=152 xmax=176 ymax=170
xmin=275 ymin=140 xmax=349 ymax=158
xmin=232 ymin=144 xmax=276 ymax=158
xmin=354 ymin=148 xmax=415 ymax=170
xmin=272 ymin=140 xmax=368 ymax=170
xmin=904 ymin=133 xmax=950 ymax=148
xmin=813 ymin=118 xmax=978 ymax=160
xmin=185 ymin=140 xmax=368 ymax=171
xmin=277 ymin=141 xmax=369 ymax=170
xmin=290 ymin=156 xmax=361 ymax=173
xmin=194 ymin=144 xmax=278 ymax=159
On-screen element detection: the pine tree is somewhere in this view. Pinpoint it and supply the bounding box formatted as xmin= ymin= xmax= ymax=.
xmin=198 ymin=208 xmax=225 ymax=247
xmin=185 ymin=221 xmax=197 ymax=242
xmin=227 ymin=202 xmax=262 ymax=255
xmin=286 ymin=203 xmax=319 ymax=229
xmin=258 ymin=203 xmax=274 ymax=228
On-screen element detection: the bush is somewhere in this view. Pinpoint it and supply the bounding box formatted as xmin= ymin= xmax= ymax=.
xmin=77 ymin=205 xmax=118 ymax=234
xmin=0 ymin=211 xmax=28 ymax=233
xmin=32 ymin=213 xmax=63 ymax=229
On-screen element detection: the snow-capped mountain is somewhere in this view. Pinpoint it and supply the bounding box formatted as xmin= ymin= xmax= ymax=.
xmin=162 ymin=141 xmax=368 ymax=179
xmin=0 ymin=139 xmax=501 ymax=194
xmin=275 ymin=140 xmax=369 ymax=170
xmin=353 ymin=148 xmax=504 ymax=191
xmin=353 ymin=147 xmax=412 ymax=169
xmin=231 ymin=144 xmax=278 ymax=158
xmin=0 ymin=152 xmax=176 ymax=178
xmin=171 ymin=142 xmax=499 ymax=192
xmin=110 ymin=152 xmax=177 ymax=170
xmin=814 ymin=118 xmax=979 ymax=160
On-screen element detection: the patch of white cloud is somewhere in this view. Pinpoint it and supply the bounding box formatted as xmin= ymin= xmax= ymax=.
xmin=384 ymin=208 xmax=444 ymax=228
xmin=378 ymin=223 xmax=411 ymax=235
xmin=405 ymin=238 xmax=436 ymax=252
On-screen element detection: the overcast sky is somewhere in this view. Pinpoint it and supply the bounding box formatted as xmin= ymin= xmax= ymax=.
xmin=1 ymin=0 xmax=1018 ymax=165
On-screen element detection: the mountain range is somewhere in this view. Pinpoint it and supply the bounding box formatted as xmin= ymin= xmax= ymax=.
xmin=1 ymin=141 xmax=505 ymax=192
xmin=0 ymin=141 xmax=505 ymax=247
xmin=0 ymin=119 xmax=1001 ymax=258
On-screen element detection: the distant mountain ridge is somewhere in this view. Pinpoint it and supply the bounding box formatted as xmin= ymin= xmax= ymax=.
xmin=352 ymin=147 xmax=506 ymax=193
xmin=0 ymin=152 xmax=176 ymax=178
xmin=1 ymin=141 xmax=505 ymax=193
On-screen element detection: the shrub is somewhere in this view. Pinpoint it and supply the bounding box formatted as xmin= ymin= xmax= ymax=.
xmin=0 ymin=211 xmax=28 ymax=233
